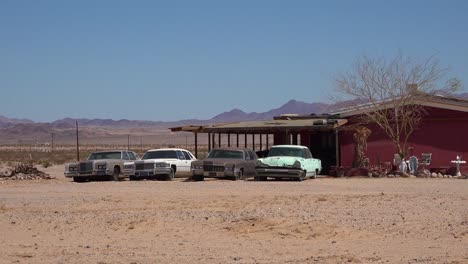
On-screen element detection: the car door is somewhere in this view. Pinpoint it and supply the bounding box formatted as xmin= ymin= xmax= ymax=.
xmin=175 ymin=150 xmax=190 ymax=173
xmin=245 ymin=150 xmax=258 ymax=176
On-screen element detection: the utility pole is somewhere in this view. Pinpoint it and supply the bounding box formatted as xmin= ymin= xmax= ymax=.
xmin=51 ymin=133 xmax=55 ymax=152
xmin=76 ymin=121 xmax=80 ymax=161
xmin=127 ymin=135 xmax=130 ymax=151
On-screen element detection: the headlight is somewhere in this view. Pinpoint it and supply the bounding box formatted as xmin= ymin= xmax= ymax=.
xmin=155 ymin=162 xmax=170 ymax=168
xmin=292 ymin=161 xmax=301 ymax=168
xmin=97 ymin=164 xmax=106 ymax=170
xmin=224 ymin=165 xmax=234 ymax=171
xmin=69 ymin=166 xmax=77 ymax=172
xmin=124 ymin=164 xmax=134 ymax=169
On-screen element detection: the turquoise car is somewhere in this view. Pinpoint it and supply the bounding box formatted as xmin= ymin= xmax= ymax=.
xmin=255 ymin=145 xmax=322 ymax=181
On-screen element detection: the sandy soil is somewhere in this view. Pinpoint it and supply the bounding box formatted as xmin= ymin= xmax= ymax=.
xmin=0 ymin=165 xmax=467 ymax=264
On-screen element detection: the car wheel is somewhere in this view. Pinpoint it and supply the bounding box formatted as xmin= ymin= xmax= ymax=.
xmin=166 ymin=168 xmax=175 ymax=181
xmin=193 ymin=174 xmax=204 ymax=181
xmin=73 ymin=177 xmax=86 ymax=183
xmin=129 ymin=176 xmax=138 ymax=181
xmin=233 ymin=169 xmax=243 ymax=181
xmin=111 ymin=167 xmax=120 ymax=181
xmin=312 ymin=169 xmax=318 ymax=179
xmin=297 ymin=171 xmax=306 ymax=181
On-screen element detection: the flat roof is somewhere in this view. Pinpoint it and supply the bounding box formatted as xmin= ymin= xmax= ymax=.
xmin=170 ymin=119 xmax=347 ymax=134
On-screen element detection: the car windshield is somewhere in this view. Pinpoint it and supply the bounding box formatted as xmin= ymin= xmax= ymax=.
xmin=207 ymin=150 xmax=244 ymax=159
xmin=142 ymin=150 xmax=177 ymax=160
xmin=88 ymin=152 xmax=122 ymax=160
xmin=268 ymin=147 xmax=305 ymax=158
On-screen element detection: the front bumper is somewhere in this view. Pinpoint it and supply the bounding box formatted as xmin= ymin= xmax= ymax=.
xmin=191 ymin=169 xmax=240 ymax=178
xmin=133 ymin=168 xmax=172 ymax=178
xmin=255 ymin=167 xmax=303 ymax=178
xmin=64 ymin=169 xmax=111 ymax=178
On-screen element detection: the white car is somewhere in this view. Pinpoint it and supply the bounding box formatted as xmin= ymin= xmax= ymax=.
xmin=124 ymin=148 xmax=196 ymax=181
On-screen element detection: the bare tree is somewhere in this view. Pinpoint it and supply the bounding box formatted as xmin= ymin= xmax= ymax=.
xmin=335 ymin=53 xmax=460 ymax=160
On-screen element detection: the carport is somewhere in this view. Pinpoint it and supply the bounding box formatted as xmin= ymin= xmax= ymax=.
xmin=170 ymin=117 xmax=347 ymax=174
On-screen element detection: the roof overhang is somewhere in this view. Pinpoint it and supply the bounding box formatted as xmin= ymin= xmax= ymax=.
xmin=170 ymin=119 xmax=347 ymax=134
xmin=332 ymin=94 xmax=468 ymax=118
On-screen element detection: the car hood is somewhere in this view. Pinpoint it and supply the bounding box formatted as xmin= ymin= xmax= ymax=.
xmin=192 ymin=158 xmax=244 ymax=165
xmin=258 ymin=156 xmax=303 ymax=167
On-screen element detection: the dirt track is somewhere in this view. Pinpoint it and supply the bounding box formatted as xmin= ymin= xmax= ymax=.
xmin=0 ymin=165 xmax=467 ymax=264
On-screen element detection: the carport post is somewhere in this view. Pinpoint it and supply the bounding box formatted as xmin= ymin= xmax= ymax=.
xmin=227 ymin=133 xmax=231 ymax=147
xmin=244 ymin=133 xmax=247 ymax=148
xmin=259 ymin=134 xmax=263 ymax=150
xmin=252 ymin=134 xmax=255 ymax=151
xmin=218 ymin=133 xmax=221 ymax=147
xmin=212 ymin=133 xmax=216 ymax=148
xmin=266 ymin=134 xmax=269 ymax=149
xmin=236 ymin=134 xmax=239 ymax=147
xmin=208 ymin=132 xmax=211 ymax=151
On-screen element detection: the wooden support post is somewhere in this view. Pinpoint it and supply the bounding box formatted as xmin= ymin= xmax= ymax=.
xmin=208 ymin=132 xmax=211 ymax=151
xmin=227 ymin=133 xmax=231 ymax=147
xmin=259 ymin=134 xmax=263 ymax=150
xmin=236 ymin=134 xmax=239 ymax=147
xmin=244 ymin=133 xmax=247 ymax=148
xmin=218 ymin=133 xmax=221 ymax=147
xmin=252 ymin=134 xmax=255 ymax=151
xmin=212 ymin=133 xmax=216 ymax=148
xmin=266 ymin=134 xmax=269 ymax=149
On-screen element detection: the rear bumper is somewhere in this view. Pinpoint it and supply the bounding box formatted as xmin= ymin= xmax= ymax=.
xmin=255 ymin=167 xmax=303 ymax=178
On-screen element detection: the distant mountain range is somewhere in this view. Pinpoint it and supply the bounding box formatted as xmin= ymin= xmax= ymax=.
xmin=1 ymin=93 xmax=467 ymax=144
xmin=0 ymin=99 xmax=330 ymax=129
xmin=0 ymin=99 xmax=330 ymax=143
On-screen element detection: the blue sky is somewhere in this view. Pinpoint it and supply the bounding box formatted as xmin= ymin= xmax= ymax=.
xmin=1 ymin=0 xmax=467 ymax=122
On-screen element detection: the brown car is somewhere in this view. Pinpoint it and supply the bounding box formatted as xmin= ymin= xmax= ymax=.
xmin=190 ymin=148 xmax=258 ymax=181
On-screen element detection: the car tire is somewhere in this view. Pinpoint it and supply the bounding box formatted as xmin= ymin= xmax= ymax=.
xmin=193 ymin=174 xmax=204 ymax=181
xmin=129 ymin=176 xmax=138 ymax=181
xmin=111 ymin=167 xmax=120 ymax=181
xmin=297 ymin=171 xmax=306 ymax=181
xmin=166 ymin=168 xmax=175 ymax=181
xmin=73 ymin=177 xmax=86 ymax=183
xmin=233 ymin=169 xmax=243 ymax=181
xmin=312 ymin=169 xmax=318 ymax=179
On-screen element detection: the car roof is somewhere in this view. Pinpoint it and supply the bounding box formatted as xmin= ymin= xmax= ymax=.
xmin=210 ymin=147 xmax=250 ymax=151
xmin=91 ymin=150 xmax=128 ymax=153
xmin=271 ymin=145 xmax=308 ymax=149
xmin=146 ymin=148 xmax=191 ymax=152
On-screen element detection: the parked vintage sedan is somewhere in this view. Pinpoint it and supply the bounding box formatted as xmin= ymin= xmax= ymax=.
xmin=124 ymin=148 xmax=196 ymax=181
xmin=255 ymin=145 xmax=321 ymax=181
xmin=191 ymin=148 xmax=258 ymax=181
xmin=64 ymin=150 xmax=138 ymax=182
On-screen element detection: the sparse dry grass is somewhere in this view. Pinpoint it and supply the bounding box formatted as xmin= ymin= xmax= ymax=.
xmin=0 ymin=144 xmax=210 ymax=164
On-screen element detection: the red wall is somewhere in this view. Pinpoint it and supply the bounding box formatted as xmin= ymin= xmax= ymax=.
xmin=339 ymin=107 xmax=468 ymax=173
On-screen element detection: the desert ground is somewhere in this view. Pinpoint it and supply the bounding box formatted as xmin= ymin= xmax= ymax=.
xmin=0 ymin=165 xmax=467 ymax=264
